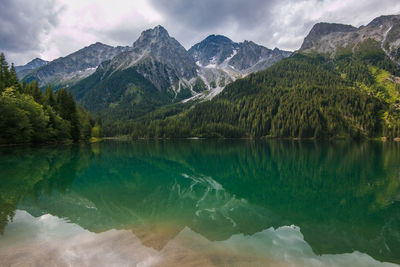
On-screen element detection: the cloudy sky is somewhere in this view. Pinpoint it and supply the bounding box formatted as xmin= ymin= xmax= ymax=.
xmin=1 ymin=0 xmax=400 ymax=65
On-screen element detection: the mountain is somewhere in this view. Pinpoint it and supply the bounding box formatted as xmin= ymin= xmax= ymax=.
xmin=15 ymin=58 xmax=49 ymax=72
xmin=129 ymin=52 xmax=400 ymax=140
xmin=101 ymin=25 xmax=198 ymax=92
xmin=133 ymin=25 xmax=198 ymax=81
xmin=125 ymin=15 xmax=400 ymax=140
xmin=70 ymin=26 xmax=292 ymax=124
xmin=189 ymin=35 xmax=291 ymax=73
xmin=70 ymin=26 xmax=198 ymax=121
xmin=16 ymin=15 xmax=399 ymax=139
xmin=300 ymin=23 xmax=357 ymax=50
xmin=187 ymin=35 xmax=291 ymax=101
xmin=15 ymin=58 xmax=49 ymax=79
xmin=23 ymin=42 xmax=130 ymax=87
xmin=189 ymin=35 xmax=240 ymax=66
xmin=300 ymin=15 xmax=400 ymax=65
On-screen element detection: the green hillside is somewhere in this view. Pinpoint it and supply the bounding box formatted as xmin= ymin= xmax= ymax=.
xmin=123 ymin=53 xmax=400 ymax=140
xmin=70 ymin=64 xmax=174 ymax=123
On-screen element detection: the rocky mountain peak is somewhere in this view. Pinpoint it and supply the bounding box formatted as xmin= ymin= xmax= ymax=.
xmin=134 ymin=25 xmax=170 ymax=46
xmin=242 ymin=40 xmax=254 ymax=44
xmin=15 ymin=58 xmax=49 ymax=76
xmin=241 ymin=40 xmax=260 ymax=49
xmin=31 ymin=58 xmax=47 ymax=63
xmin=229 ymin=41 xmax=275 ymax=70
xmin=300 ymin=22 xmax=357 ymax=50
xmin=18 ymin=57 xmax=48 ymax=68
xmin=367 ymin=15 xmax=400 ymax=27
xmin=204 ymin=34 xmax=234 ymax=44
xmin=153 ymin=25 xmax=169 ymax=35
xmin=21 ymin=43 xmax=130 ymax=87
xmin=131 ymin=25 xmax=184 ymax=57
xmin=189 ymin=34 xmax=239 ymax=66
xmin=188 ymin=34 xmax=291 ymax=99
xmin=299 ymin=14 xmax=400 ymax=65
xmin=90 ymin=42 xmax=108 ymax=47
xmin=133 ymin=26 xmax=197 ymax=80
xmin=101 ymin=25 xmax=197 ymax=91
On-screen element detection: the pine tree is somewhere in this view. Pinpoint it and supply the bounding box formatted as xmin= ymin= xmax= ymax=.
xmin=0 ymin=54 xmax=94 ymax=144
xmin=0 ymin=53 xmax=9 ymax=93
xmin=9 ymin=63 xmax=20 ymax=92
xmin=45 ymin=85 xmax=55 ymax=107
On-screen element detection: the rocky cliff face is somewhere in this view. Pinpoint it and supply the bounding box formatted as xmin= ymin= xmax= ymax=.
xmin=71 ymin=26 xmax=292 ymax=115
xmin=132 ymin=25 xmax=198 ymax=80
xmin=102 ymin=25 xmax=198 ymax=91
xmin=15 ymin=58 xmax=48 ymax=72
xmin=300 ymin=23 xmax=357 ymax=50
xmin=300 ymin=15 xmax=400 ymax=64
xmin=23 ymin=43 xmax=129 ymax=87
xmin=189 ymin=35 xmax=240 ymax=66
xmin=187 ymin=35 xmax=291 ymax=101
xmin=15 ymin=58 xmax=49 ymax=80
xmin=189 ymin=35 xmax=291 ymax=73
xmin=21 ymin=25 xmax=291 ymax=103
xmin=70 ymin=25 xmax=203 ymax=117
xmin=229 ymin=41 xmax=291 ymax=72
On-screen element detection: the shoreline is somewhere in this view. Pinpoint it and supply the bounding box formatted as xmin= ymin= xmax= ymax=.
xmin=1 ymin=136 xmax=399 ymax=147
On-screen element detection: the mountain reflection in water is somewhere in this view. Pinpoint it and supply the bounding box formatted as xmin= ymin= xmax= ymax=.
xmin=0 ymin=140 xmax=399 ymax=266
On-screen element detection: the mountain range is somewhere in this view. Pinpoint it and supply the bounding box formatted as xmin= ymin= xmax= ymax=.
xmin=15 ymin=58 xmax=49 ymax=79
xmin=188 ymin=35 xmax=291 ymax=101
xmin=15 ymin=14 xmax=400 ymax=139
xmin=16 ymin=26 xmax=291 ymax=104
xmin=301 ymin=15 xmax=400 ymax=64
xmin=20 ymin=43 xmax=130 ymax=87
xmin=123 ymin=14 xmax=399 ymax=139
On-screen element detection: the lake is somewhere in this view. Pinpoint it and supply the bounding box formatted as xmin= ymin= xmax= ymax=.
xmin=0 ymin=140 xmax=399 ymax=266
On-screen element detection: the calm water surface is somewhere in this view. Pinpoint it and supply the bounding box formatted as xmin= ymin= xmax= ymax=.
xmin=0 ymin=140 xmax=399 ymax=266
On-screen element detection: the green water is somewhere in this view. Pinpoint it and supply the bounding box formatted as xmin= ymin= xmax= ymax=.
xmin=0 ymin=140 xmax=400 ymax=266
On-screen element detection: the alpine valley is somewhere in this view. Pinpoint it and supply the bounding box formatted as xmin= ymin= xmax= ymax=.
xmin=14 ymin=14 xmax=400 ymax=140
xmin=3 ymin=5 xmax=400 ymax=267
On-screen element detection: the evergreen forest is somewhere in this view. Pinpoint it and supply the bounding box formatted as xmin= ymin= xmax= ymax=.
xmin=118 ymin=52 xmax=400 ymax=140
xmin=0 ymin=53 xmax=97 ymax=144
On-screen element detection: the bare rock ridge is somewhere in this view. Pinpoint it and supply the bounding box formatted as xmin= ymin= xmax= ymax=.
xmin=69 ymin=25 xmax=291 ymax=106
xmin=102 ymin=25 xmax=198 ymax=91
xmin=300 ymin=23 xmax=358 ymax=50
xmin=189 ymin=35 xmax=240 ymax=66
xmin=189 ymin=34 xmax=291 ymax=73
xmin=15 ymin=58 xmax=48 ymax=73
xmin=22 ymin=42 xmax=130 ymax=87
xmin=15 ymin=58 xmax=49 ymax=80
xmin=18 ymin=25 xmax=291 ymax=104
xmin=187 ymin=33 xmax=291 ymax=101
xmin=300 ymin=15 xmax=400 ymax=65
xmin=132 ymin=25 xmax=198 ymax=80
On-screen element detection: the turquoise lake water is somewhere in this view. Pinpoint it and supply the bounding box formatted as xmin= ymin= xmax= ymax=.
xmin=0 ymin=140 xmax=399 ymax=266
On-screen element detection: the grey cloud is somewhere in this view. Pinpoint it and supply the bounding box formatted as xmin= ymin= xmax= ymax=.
xmin=3 ymin=0 xmax=400 ymax=65
xmin=149 ymin=0 xmax=278 ymax=31
xmin=149 ymin=0 xmax=400 ymax=51
xmin=148 ymin=0 xmax=281 ymax=49
xmin=96 ymin=26 xmax=147 ymax=47
xmin=0 ymin=0 xmax=62 ymax=64
xmin=270 ymin=0 xmax=400 ymax=50
xmin=101 ymin=29 xmax=140 ymax=45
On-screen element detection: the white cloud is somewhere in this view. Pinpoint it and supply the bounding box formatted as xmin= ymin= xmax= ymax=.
xmin=2 ymin=0 xmax=400 ymax=65
xmin=0 ymin=0 xmax=62 ymax=64
xmin=268 ymin=0 xmax=400 ymax=51
xmin=38 ymin=0 xmax=163 ymax=63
